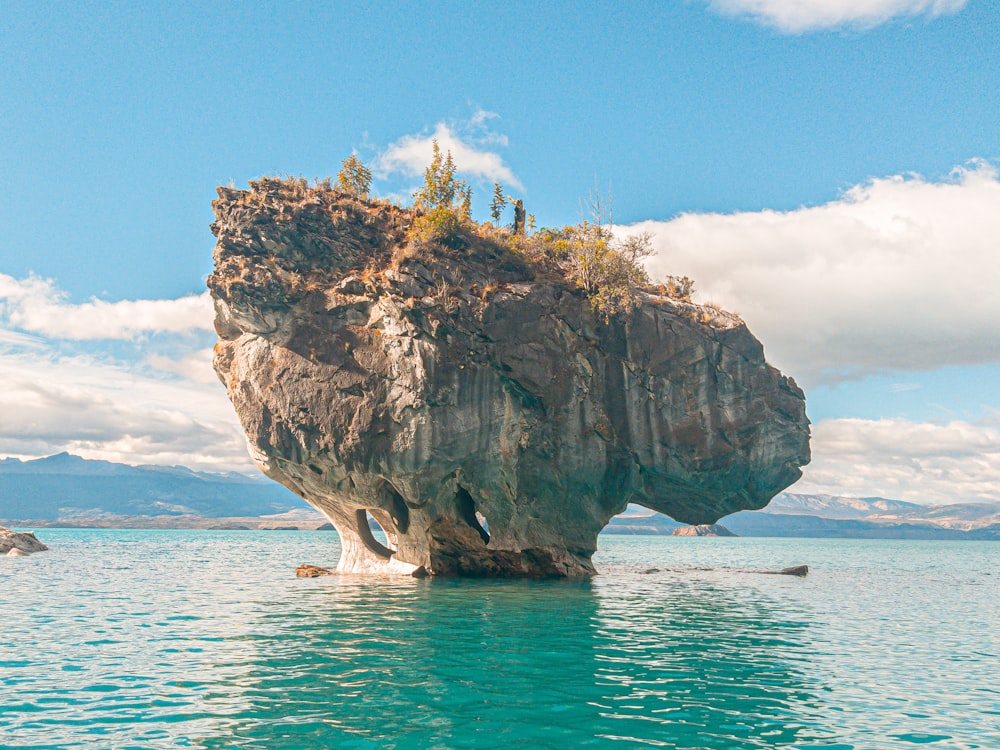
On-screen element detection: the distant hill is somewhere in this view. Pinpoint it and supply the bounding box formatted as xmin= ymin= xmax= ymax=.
xmin=3 ymin=456 xmax=998 ymax=540
xmin=605 ymin=492 xmax=1000 ymax=540
xmin=0 ymin=453 xmax=310 ymax=521
xmin=761 ymin=493 xmax=922 ymax=518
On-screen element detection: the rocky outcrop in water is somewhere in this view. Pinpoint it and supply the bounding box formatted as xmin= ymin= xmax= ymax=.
xmin=295 ymin=564 xmax=333 ymax=577
xmin=672 ymin=524 xmax=736 ymax=537
xmin=1 ymin=527 xmax=48 ymax=556
xmin=209 ymin=179 xmax=810 ymax=577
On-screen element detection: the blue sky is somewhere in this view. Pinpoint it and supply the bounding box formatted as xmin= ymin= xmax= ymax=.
xmin=1 ymin=0 xmax=997 ymax=503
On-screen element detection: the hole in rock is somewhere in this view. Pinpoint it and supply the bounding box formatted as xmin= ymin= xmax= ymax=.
xmin=378 ymin=481 xmax=410 ymax=534
xmin=456 ymin=486 xmax=490 ymax=544
xmin=356 ymin=509 xmax=396 ymax=559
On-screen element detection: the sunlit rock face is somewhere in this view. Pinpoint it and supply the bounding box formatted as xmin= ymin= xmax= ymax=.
xmin=1 ymin=527 xmax=48 ymax=555
xmin=208 ymin=180 xmax=810 ymax=577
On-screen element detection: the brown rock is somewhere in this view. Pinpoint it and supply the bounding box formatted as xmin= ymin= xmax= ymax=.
xmin=0 ymin=527 xmax=48 ymax=555
xmin=209 ymin=182 xmax=810 ymax=577
xmin=778 ymin=565 xmax=809 ymax=577
xmin=758 ymin=564 xmax=809 ymax=577
xmin=295 ymin=563 xmax=332 ymax=577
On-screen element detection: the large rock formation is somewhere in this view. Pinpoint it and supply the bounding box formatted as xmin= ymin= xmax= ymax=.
xmin=209 ymin=179 xmax=809 ymax=577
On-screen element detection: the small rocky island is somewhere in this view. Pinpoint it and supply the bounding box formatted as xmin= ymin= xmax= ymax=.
xmin=209 ymin=176 xmax=810 ymax=577
xmin=673 ymin=524 xmax=737 ymax=537
xmin=1 ymin=527 xmax=48 ymax=556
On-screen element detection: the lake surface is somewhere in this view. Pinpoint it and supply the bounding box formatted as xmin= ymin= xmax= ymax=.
xmin=1 ymin=531 xmax=997 ymax=749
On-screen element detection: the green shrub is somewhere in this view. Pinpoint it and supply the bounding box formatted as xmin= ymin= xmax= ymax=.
xmin=525 ymin=222 xmax=652 ymax=319
xmin=663 ymin=275 xmax=695 ymax=302
xmin=413 ymin=140 xmax=469 ymax=211
xmin=490 ymin=183 xmax=506 ymax=224
xmin=338 ymin=154 xmax=372 ymax=198
xmin=408 ymin=206 xmax=465 ymax=250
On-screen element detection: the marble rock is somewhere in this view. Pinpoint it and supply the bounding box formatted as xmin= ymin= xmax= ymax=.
xmin=0 ymin=527 xmax=48 ymax=555
xmin=209 ymin=180 xmax=810 ymax=577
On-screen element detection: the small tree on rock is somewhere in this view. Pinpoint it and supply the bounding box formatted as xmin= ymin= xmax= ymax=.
xmin=490 ymin=183 xmax=506 ymax=224
xmin=337 ymin=153 xmax=372 ymax=198
xmin=460 ymin=185 xmax=472 ymax=219
xmin=565 ymin=224 xmax=652 ymax=319
xmin=408 ymin=140 xmax=472 ymax=249
xmin=414 ymin=140 xmax=468 ymax=210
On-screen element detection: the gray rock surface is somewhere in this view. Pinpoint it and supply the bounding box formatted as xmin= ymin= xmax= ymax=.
xmin=761 ymin=565 xmax=809 ymax=577
xmin=1 ymin=527 xmax=48 ymax=555
xmin=672 ymin=524 xmax=737 ymax=537
xmin=209 ymin=180 xmax=810 ymax=577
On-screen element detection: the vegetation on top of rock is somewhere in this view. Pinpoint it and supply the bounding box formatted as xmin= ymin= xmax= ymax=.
xmin=220 ymin=151 xmax=716 ymax=322
xmin=413 ymin=140 xmax=472 ymax=215
xmin=337 ymin=153 xmax=372 ymax=198
xmin=490 ymin=183 xmax=506 ymax=224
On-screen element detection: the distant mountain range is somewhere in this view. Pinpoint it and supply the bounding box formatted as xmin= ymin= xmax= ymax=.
xmin=607 ymin=492 xmax=1000 ymax=540
xmin=2 ymin=454 xmax=998 ymax=539
xmin=0 ymin=453 xmax=308 ymax=522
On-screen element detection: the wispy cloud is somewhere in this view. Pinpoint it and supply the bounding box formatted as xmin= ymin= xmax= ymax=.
xmin=0 ymin=347 xmax=252 ymax=472
xmin=0 ymin=275 xmax=250 ymax=472
xmin=145 ymin=347 xmax=219 ymax=385
xmin=634 ymin=160 xmax=1000 ymax=386
xmin=376 ymin=110 xmax=523 ymax=191
xmin=0 ymin=274 xmax=213 ymax=340
xmin=797 ymin=415 xmax=1000 ymax=503
xmin=708 ymin=0 xmax=968 ymax=32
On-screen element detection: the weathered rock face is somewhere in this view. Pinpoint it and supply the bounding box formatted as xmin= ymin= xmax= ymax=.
xmin=1 ymin=527 xmax=48 ymax=555
xmin=209 ymin=180 xmax=809 ymax=577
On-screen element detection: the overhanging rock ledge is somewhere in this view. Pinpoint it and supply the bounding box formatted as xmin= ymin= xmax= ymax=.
xmin=208 ymin=180 xmax=810 ymax=577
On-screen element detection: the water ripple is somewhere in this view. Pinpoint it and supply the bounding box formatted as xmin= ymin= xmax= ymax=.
xmin=0 ymin=531 xmax=997 ymax=748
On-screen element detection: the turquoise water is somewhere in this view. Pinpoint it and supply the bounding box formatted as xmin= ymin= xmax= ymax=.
xmin=1 ymin=531 xmax=997 ymax=749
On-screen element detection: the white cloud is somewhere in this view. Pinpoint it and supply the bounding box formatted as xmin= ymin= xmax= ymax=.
xmin=0 ymin=347 xmax=253 ymax=473
xmin=467 ymin=108 xmax=509 ymax=146
xmin=376 ymin=115 xmax=523 ymax=191
xmin=0 ymin=273 xmax=213 ymax=340
xmin=796 ymin=416 xmax=1000 ymax=503
xmin=709 ymin=0 xmax=968 ymax=32
xmin=145 ymin=348 xmax=218 ymax=385
xmin=635 ymin=161 xmax=1000 ymax=386
xmin=0 ymin=355 xmax=249 ymax=470
xmin=0 ymin=274 xmax=251 ymax=472
xmin=0 ymin=328 xmax=44 ymax=348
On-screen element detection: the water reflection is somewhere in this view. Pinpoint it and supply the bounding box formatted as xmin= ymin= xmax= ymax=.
xmin=8 ymin=532 xmax=994 ymax=748
xmin=196 ymin=572 xmax=830 ymax=749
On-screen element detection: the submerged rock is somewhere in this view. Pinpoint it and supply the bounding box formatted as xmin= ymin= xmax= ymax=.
xmin=672 ymin=524 xmax=737 ymax=537
xmin=1 ymin=527 xmax=48 ymax=555
xmin=209 ymin=180 xmax=810 ymax=577
xmin=296 ymin=564 xmax=333 ymax=577
xmin=766 ymin=565 xmax=809 ymax=577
